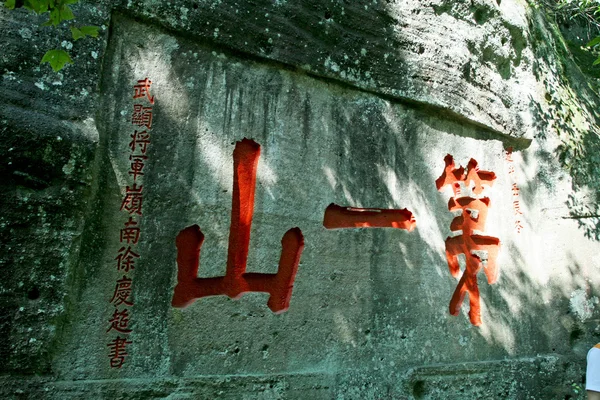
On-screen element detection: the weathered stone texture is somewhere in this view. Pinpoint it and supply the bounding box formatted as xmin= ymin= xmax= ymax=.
xmin=1 ymin=0 xmax=600 ymax=399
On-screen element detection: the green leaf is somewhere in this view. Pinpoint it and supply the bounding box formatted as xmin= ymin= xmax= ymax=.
xmin=58 ymin=4 xmax=74 ymax=21
xmin=44 ymin=7 xmax=60 ymax=25
xmin=62 ymin=0 xmax=78 ymax=4
xmin=23 ymin=0 xmax=48 ymax=13
xmin=71 ymin=25 xmax=99 ymax=41
xmin=23 ymin=0 xmax=37 ymax=11
xmin=43 ymin=3 xmax=73 ymax=25
xmin=593 ymin=56 xmax=600 ymax=65
xmin=36 ymin=0 xmax=49 ymax=13
xmin=79 ymin=25 xmax=99 ymax=37
xmin=70 ymin=26 xmax=84 ymax=40
xmin=587 ymin=36 xmax=600 ymax=47
xmin=41 ymin=49 xmax=72 ymax=71
xmin=4 ymin=0 xmax=16 ymax=9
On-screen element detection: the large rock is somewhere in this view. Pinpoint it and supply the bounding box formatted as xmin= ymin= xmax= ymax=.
xmin=1 ymin=0 xmax=599 ymax=398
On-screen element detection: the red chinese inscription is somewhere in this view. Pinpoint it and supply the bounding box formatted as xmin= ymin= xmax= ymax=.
xmin=505 ymin=148 xmax=524 ymax=233
xmin=107 ymin=77 xmax=154 ymax=368
xmin=172 ymin=139 xmax=305 ymax=313
xmin=130 ymin=130 xmax=151 ymax=154
xmin=131 ymin=105 xmax=153 ymax=129
xmin=110 ymin=276 xmax=134 ymax=306
xmin=107 ymin=308 xmax=132 ymax=334
xmin=107 ymin=336 xmax=132 ymax=368
xmin=120 ymin=217 xmax=140 ymax=245
xmin=323 ymin=203 xmax=416 ymax=231
xmin=120 ymin=183 xmax=144 ymax=215
xmin=115 ymin=246 xmax=139 ymax=272
xmin=436 ymin=155 xmax=500 ymax=326
xmin=133 ymin=78 xmax=154 ymax=104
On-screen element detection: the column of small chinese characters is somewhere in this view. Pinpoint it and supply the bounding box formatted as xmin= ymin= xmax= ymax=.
xmin=505 ymin=148 xmax=523 ymax=233
xmin=107 ymin=78 xmax=154 ymax=369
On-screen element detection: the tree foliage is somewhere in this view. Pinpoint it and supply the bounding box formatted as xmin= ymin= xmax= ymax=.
xmin=538 ymin=0 xmax=600 ymax=64
xmin=3 ymin=0 xmax=98 ymax=71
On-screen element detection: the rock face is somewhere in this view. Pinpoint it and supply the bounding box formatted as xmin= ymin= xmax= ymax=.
xmin=1 ymin=0 xmax=600 ymax=398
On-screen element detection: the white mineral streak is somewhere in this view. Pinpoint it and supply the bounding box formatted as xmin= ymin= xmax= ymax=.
xmin=569 ymin=289 xmax=599 ymax=322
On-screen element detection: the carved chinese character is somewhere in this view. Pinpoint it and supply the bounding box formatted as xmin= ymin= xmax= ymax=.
xmin=129 ymin=130 xmax=151 ymax=154
xmin=131 ymin=105 xmax=153 ymax=129
xmin=120 ymin=184 xmax=143 ymax=216
xmin=172 ymin=139 xmax=304 ymax=313
xmin=513 ymin=201 xmax=523 ymax=215
xmin=511 ymin=183 xmax=520 ymax=195
xmin=515 ymin=220 xmax=524 ymax=233
xmin=120 ymin=217 xmax=140 ymax=244
xmin=107 ymin=336 xmax=132 ymax=368
xmin=110 ymin=276 xmax=134 ymax=306
xmin=436 ymin=154 xmax=501 ymax=326
xmin=128 ymin=154 xmax=147 ymax=181
xmin=323 ymin=203 xmax=415 ymax=230
xmin=107 ymin=308 xmax=132 ymax=334
xmin=133 ymin=78 xmax=154 ymax=104
xmin=115 ymin=246 xmax=139 ymax=272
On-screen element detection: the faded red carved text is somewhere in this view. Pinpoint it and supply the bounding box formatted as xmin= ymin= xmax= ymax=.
xmin=107 ymin=77 xmax=154 ymax=368
xmin=505 ymin=148 xmax=523 ymax=233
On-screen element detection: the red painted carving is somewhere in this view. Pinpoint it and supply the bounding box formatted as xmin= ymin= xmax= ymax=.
xmin=128 ymin=154 xmax=147 ymax=181
xmin=133 ymin=78 xmax=154 ymax=104
xmin=120 ymin=217 xmax=140 ymax=244
xmin=505 ymin=148 xmax=524 ymax=233
xmin=129 ymin=130 xmax=151 ymax=154
xmin=115 ymin=246 xmax=139 ymax=272
xmin=436 ymin=155 xmax=500 ymax=326
xmin=107 ymin=308 xmax=132 ymax=334
xmin=110 ymin=276 xmax=134 ymax=306
xmin=120 ymin=184 xmax=143 ymax=215
xmin=172 ymin=139 xmax=304 ymax=313
xmin=107 ymin=336 xmax=132 ymax=368
xmin=131 ymin=105 xmax=153 ymax=129
xmin=323 ymin=203 xmax=416 ymax=231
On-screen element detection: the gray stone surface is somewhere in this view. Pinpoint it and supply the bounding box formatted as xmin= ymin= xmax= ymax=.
xmin=1 ymin=0 xmax=600 ymax=399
